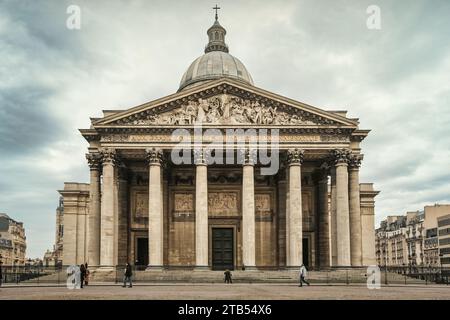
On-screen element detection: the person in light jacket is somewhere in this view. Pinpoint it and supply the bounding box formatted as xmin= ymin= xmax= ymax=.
xmin=299 ymin=264 xmax=310 ymax=287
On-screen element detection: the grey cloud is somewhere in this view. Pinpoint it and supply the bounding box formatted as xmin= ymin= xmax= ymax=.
xmin=0 ymin=87 xmax=63 ymax=156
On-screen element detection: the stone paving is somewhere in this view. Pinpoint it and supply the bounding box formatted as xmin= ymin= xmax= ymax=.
xmin=0 ymin=283 xmax=449 ymax=300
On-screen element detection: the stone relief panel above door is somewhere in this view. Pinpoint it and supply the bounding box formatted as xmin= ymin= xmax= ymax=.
xmin=208 ymin=191 xmax=239 ymax=216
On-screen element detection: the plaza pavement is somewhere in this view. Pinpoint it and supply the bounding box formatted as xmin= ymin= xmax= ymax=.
xmin=0 ymin=283 xmax=449 ymax=300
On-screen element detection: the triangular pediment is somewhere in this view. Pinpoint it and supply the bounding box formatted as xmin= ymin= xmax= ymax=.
xmin=93 ymin=78 xmax=358 ymax=128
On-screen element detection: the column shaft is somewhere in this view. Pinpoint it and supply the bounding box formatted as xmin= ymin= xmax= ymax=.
xmin=330 ymin=168 xmax=337 ymax=266
xmin=242 ymin=164 xmax=256 ymax=268
xmin=336 ymin=162 xmax=351 ymax=266
xmin=318 ymin=175 xmax=330 ymax=268
xmin=88 ymin=167 xmax=101 ymax=266
xmin=349 ymin=167 xmax=362 ymax=266
xmin=148 ymin=163 xmax=163 ymax=268
xmin=195 ymin=163 xmax=208 ymax=268
xmin=147 ymin=148 xmax=164 ymax=269
xmin=288 ymin=163 xmax=303 ymax=267
xmin=100 ymin=155 xmax=115 ymax=267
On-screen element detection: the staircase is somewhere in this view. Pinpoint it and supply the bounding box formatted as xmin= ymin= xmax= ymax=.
xmin=17 ymin=268 xmax=428 ymax=285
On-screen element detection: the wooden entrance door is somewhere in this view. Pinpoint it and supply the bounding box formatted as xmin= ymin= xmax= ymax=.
xmin=212 ymin=228 xmax=234 ymax=270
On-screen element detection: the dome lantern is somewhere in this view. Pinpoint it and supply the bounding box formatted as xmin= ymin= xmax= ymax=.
xmin=205 ymin=5 xmax=229 ymax=53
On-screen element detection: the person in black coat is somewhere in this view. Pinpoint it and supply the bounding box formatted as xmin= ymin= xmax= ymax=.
xmin=224 ymin=269 xmax=232 ymax=284
xmin=123 ymin=263 xmax=133 ymax=288
xmin=79 ymin=264 xmax=86 ymax=288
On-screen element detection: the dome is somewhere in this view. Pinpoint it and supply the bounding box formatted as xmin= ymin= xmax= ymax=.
xmin=179 ymin=51 xmax=254 ymax=91
xmin=178 ymin=13 xmax=254 ymax=91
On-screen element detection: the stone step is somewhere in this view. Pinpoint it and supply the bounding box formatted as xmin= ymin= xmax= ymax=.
xmin=18 ymin=269 xmax=428 ymax=285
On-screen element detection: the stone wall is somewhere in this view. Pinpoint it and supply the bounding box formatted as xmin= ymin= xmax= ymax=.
xmin=59 ymin=182 xmax=89 ymax=265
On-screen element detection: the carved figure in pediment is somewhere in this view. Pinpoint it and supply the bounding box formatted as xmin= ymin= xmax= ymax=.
xmin=252 ymin=101 xmax=263 ymax=124
xmin=206 ymin=97 xmax=222 ymax=123
xmin=195 ymin=98 xmax=208 ymax=123
xmin=229 ymin=98 xmax=245 ymax=124
xmin=185 ymin=101 xmax=197 ymax=124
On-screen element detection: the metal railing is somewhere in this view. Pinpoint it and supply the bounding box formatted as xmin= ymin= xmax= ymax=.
xmin=0 ymin=264 xmax=449 ymax=286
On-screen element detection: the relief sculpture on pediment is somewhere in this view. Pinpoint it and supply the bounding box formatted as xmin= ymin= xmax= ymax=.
xmin=127 ymin=94 xmax=326 ymax=126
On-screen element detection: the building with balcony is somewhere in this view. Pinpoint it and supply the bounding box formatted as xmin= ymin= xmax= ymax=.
xmin=0 ymin=213 xmax=27 ymax=266
xmin=376 ymin=204 xmax=450 ymax=268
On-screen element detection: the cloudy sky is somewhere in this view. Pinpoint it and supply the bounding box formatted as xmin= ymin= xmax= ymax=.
xmin=1 ymin=0 xmax=449 ymax=259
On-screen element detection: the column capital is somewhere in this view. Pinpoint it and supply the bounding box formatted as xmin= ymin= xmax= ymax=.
xmin=146 ymin=148 xmax=163 ymax=165
xmin=330 ymin=149 xmax=351 ymax=166
xmin=86 ymin=153 xmax=102 ymax=170
xmin=99 ymin=148 xmax=117 ymax=166
xmin=348 ymin=154 xmax=363 ymax=169
xmin=193 ymin=148 xmax=207 ymax=166
xmin=287 ymin=148 xmax=304 ymax=165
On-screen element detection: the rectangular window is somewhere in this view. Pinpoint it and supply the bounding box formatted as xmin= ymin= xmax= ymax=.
xmin=438 ymin=218 xmax=450 ymax=228
xmin=439 ymin=237 xmax=450 ymax=246
xmin=439 ymin=228 xmax=450 ymax=236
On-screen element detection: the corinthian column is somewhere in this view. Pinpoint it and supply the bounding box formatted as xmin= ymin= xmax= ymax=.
xmin=146 ymin=148 xmax=164 ymax=270
xmin=349 ymin=154 xmax=363 ymax=266
xmin=287 ymin=148 xmax=304 ymax=268
xmin=194 ymin=149 xmax=208 ymax=269
xmin=242 ymin=149 xmax=256 ymax=269
xmin=86 ymin=153 xmax=102 ymax=267
xmin=99 ymin=149 xmax=116 ymax=267
xmin=332 ymin=149 xmax=351 ymax=266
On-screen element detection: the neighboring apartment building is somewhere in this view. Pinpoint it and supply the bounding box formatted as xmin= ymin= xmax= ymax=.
xmin=0 ymin=213 xmax=27 ymax=266
xmin=438 ymin=214 xmax=450 ymax=267
xmin=376 ymin=204 xmax=450 ymax=268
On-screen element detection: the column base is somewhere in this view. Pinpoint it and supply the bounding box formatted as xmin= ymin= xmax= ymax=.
xmin=145 ymin=265 xmax=164 ymax=271
xmin=242 ymin=266 xmax=258 ymax=271
xmin=193 ymin=266 xmax=210 ymax=271
xmin=97 ymin=266 xmax=115 ymax=271
xmin=286 ymin=266 xmax=301 ymax=271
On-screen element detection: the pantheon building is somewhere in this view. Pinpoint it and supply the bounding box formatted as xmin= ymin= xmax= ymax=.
xmin=60 ymin=14 xmax=379 ymax=270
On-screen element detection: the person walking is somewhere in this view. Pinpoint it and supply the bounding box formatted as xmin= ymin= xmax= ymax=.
xmin=84 ymin=263 xmax=90 ymax=286
xmin=299 ymin=264 xmax=310 ymax=287
xmin=224 ymin=269 xmax=232 ymax=284
xmin=123 ymin=263 xmax=133 ymax=288
xmin=79 ymin=263 xmax=86 ymax=288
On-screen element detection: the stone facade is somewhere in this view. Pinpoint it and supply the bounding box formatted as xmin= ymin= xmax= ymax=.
xmin=58 ymin=15 xmax=379 ymax=270
xmin=0 ymin=213 xmax=27 ymax=266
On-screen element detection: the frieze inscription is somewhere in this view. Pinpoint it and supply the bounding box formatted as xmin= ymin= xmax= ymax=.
xmin=101 ymin=134 xmax=349 ymax=143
